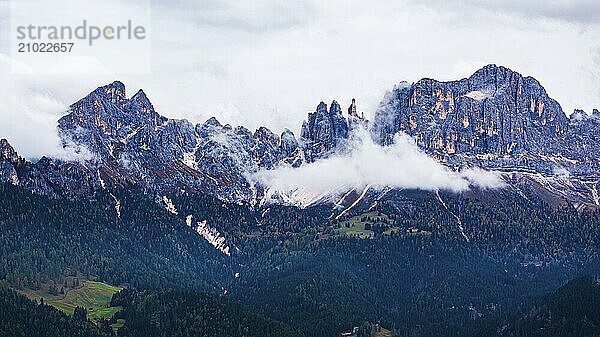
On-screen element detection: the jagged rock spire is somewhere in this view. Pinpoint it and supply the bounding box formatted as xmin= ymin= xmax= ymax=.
xmin=300 ymin=100 xmax=349 ymax=161
xmin=347 ymin=98 xmax=368 ymax=130
xmin=0 ymin=139 xmax=18 ymax=163
xmin=348 ymin=98 xmax=358 ymax=118
xmin=0 ymin=139 xmax=20 ymax=186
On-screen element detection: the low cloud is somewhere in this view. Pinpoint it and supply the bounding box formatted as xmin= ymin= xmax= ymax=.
xmin=253 ymin=128 xmax=505 ymax=197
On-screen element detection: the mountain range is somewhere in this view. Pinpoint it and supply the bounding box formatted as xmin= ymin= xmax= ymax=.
xmin=1 ymin=64 xmax=599 ymax=212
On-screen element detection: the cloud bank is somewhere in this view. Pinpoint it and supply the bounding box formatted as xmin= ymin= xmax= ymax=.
xmin=253 ymin=128 xmax=504 ymax=196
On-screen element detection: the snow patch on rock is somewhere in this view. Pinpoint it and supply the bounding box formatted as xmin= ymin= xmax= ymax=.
xmin=464 ymin=90 xmax=492 ymax=101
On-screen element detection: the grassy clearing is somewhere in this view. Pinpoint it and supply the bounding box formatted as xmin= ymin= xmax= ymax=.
xmin=340 ymin=324 xmax=392 ymax=337
xmin=88 ymin=305 xmax=123 ymax=321
xmin=338 ymin=223 xmax=375 ymax=238
xmin=337 ymin=211 xmax=393 ymax=238
xmin=404 ymin=227 xmax=431 ymax=236
xmin=337 ymin=211 xmax=430 ymax=238
xmin=383 ymin=227 xmax=403 ymax=235
xmin=20 ymin=280 xmax=123 ymax=324
xmin=45 ymin=281 xmax=123 ymax=320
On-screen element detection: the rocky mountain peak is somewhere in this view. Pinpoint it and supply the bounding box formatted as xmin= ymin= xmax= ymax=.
xmin=372 ymin=64 xmax=568 ymax=153
xmin=316 ymin=101 xmax=327 ymax=113
xmin=128 ymin=89 xmax=153 ymax=113
xmin=281 ymin=128 xmax=295 ymax=138
xmin=95 ymin=80 xmax=126 ymax=103
xmin=370 ymin=64 xmax=599 ymax=177
xmin=329 ymin=100 xmax=343 ymax=116
xmin=197 ymin=117 xmax=223 ymax=138
xmin=571 ymin=109 xmax=589 ymax=122
xmin=204 ymin=117 xmax=222 ymax=128
xmin=57 ymin=82 xmax=169 ymax=160
xmin=0 ymin=139 xmax=18 ymax=163
xmin=0 ymin=139 xmax=20 ymax=186
xmin=348 ymin=98 xmax=358 ymax=118
xmin=468 ymin=64 xmax=518 ymax=86
xmin=300 ymin=100 xmax=350 ymax=161
xmin=280 ymin=128 xmax=300 ymax=155
xmin=254 ymin=127 xmax=278 ymax=143
xmin=347 ymin=98 xmax=368 ymax=129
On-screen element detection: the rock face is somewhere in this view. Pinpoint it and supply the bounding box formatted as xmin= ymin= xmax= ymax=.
xmin=565 ymin=110 xmax=600 ymax=164
xmin=0 ymin=139 xmax=20 ymax=186
xmin=280 ymin=129 xmax=304 ymax=167
xmin=348 ymin=98 xmax=368 ymax=130
xmin=300 ymin=101 xmax=349 ymax=161
xmin=371 ymin=64 xmax=599 ymax=178
xmin=372 ymin=65 xmax=568 ymax=153
xmin=0 ymin=138 xmax=98 ymax=198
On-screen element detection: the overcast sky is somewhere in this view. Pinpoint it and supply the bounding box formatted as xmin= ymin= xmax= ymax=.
xmin=1 ymin=0 xmax=600 ymax=159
